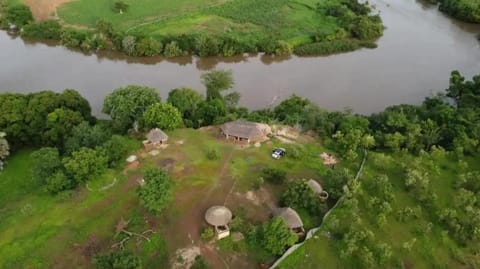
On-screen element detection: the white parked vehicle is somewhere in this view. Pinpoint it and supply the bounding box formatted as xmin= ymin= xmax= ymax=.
xmin=271 ymin=148 xmax=286 ymax=159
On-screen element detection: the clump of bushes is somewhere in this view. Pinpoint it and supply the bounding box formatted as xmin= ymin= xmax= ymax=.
xmin=261 ymin=167 xmax=287 ymax=184
xmin=200 ymin=227 xmax=214 ymax=241
xmin=3 ymin=4 xmax=33 ymax=28
xmin=294 ymin=40 xmax=360 ymax=56
xmin=22 ymin=20 xmax=62 ymax=39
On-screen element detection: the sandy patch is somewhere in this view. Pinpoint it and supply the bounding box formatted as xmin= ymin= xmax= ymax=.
xmin=24 ymin=0 xmax=72 ymax=21
xmin=171 ymin=246 xmax=201 ymax=269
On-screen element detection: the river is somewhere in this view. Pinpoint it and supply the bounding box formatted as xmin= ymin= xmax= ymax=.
xmin=1 ymin=0 xmax=479 ymax=116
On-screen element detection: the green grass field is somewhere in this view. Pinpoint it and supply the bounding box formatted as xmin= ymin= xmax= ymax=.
xmin=57 ymin=0 xmax=345 ymax=45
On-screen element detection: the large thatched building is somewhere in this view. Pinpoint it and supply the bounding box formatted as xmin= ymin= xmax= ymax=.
xmin=274 ymin=207 xmax=304 ymax=235
xmin=205 ymin=206 xmax=233 ymax=240
xmin=220 ymin=120 xmax=271 ymax=143
xmin=143 ymin=128 xmax=168 ymax=150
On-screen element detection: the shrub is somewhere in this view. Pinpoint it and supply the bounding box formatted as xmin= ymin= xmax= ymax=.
xmin=63 ymin=147 xmax=107 ymax=184
xmin=92 ymin=250 xmax=140 ymax=269
xmin=253 ymin=177 xmax=264 ymax=190
xmin=113 ymin=1 xmax=129 ymax=14
xmin=136 ymin=37 xmax=162 ymax=56
xmin=206 ymin=148 xmax=219 ymax=160
xmin=261 ymin=167 xmax=287 ymax=184
xmin=350 ymin=16 xmax=384 ymax=41
xmin=294 ymin=40 xmax=360 ymax=56
xmin=22 ymin=20 xmax=62 ymax=39
xmin=45 ymin=171 xmax=72 ymax=194
xmin=61 ymin=28 xmax=88 ymax=48
xmin=256 ymin=217 xmax=298 ymax=255
xmin=274 ymin=40 xmax=293 ymax=56
xmin=201 ymin=227 xmax=214 ymax=241
xmin=190 ymin=256 xmax=211 ymax=269
xmin=5 ymin=4 xmax=33 ymax=27
xmin=195 ymin=35 xmax=220 ymax=56
xmin=122 ymin=35 xmax=137 ymax=55
xmin=163 ymin=41 xmax=184 ymax=57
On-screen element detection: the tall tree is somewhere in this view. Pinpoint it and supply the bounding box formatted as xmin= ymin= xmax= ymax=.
xmin=257 ymin=217 xmax=298 ymax=255
xmin=31 ymin=147 xmax=63 ymax=186
xmin=63 ymin=147 xmax=107 ymax=184
xmin=103 ymin=85 xmax=161 ymax=132
xmin=141 ymin=103 xmax=182 ymax=130
xmin=167 ymin=87 xmax=204 ymax=121
xmin=201 ymin=70 xmax=234 ymax=101
xmin=43 ymin=108 xmax=84 ymax=149
xmin=137 ymin=168 xmax=174 ymax=213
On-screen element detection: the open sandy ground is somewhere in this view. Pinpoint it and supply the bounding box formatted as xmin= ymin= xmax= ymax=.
xmin=23 ymin=0 xmax=71 ymax=20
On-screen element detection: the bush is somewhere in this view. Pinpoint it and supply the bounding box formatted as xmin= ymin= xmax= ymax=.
xmin=136 ymin=37 xmax=162 ymax=56
xmin=45 ymin=171 xmax=72 ymax=194
xmin=122 ymin=35 xmax=137 ymax=55
xmin=93 ymin=250 xmax=140 ymax=269
xmin=163 ymin=41 xmax=184 ymax=57
xmin=201 ymin=227 xmax=214 ymax=241
xmin=61 ymin=28 xmax=88 ymax=48
xmin=350 ymin=16 xmax=384 ymax=41
xmin=261 ymin=167 xmax=287 ymax=184
xmin=22 ymin=20 xmax=62 ymax=39
xmin=190 ymin=256 xmax=211 ymax=269
xmin=294 ymin=40 xmax=360 ymax=56
xmin=5 ymin=4 xmax=33 ymax=27
xmin=274 ymin=40 xmax=293 ymax=56
xmin=253 ymin=177 xmax=264 ymax=190
xmin=206 ymin=148 xmax=219 ymax=160
xmin=195 ymin=35 xmax=220 ymax=56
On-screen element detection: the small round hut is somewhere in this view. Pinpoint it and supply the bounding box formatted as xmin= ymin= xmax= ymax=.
xmin=307 ymin=179 xmax=329 ymax=202
xmin=205 ymin=206 xmax=232 ymax=240
xmin=274 ymin=207 xmax=304 ymax=235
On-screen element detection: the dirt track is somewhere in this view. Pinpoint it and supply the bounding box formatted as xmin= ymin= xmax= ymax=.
xmin=23 ymin=0 xmax=71 ymax=20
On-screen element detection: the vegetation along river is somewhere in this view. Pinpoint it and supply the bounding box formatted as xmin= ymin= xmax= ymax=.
xmin=1 ymin=0 xmax=479 ymax=116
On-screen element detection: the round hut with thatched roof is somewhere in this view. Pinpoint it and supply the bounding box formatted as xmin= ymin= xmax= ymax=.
xmin=274 ymin=207 xmax=305 ymax=235
xmin=307 ymin=179 xmax=329 ymax=202
xmin=143 ymin=128 xmax=168 ymax=150
xmin=205 ymin=206 xmax=232 ymax=240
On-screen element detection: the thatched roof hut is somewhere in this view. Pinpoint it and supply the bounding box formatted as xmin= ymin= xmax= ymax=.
xmin=307 ymin=179 xmax=323 ymax=194
xmin=146 ymin=128 xmax=168 ymax=144
xmin=220 ymin=120 xmax=271 ymax=142
xmin=274 ymin=207 xmax=303 ymax=229
xmin=307 ymin=179 xmax=329 ymax=201
xmin=205 ymin=206 xmax=232 ymax=227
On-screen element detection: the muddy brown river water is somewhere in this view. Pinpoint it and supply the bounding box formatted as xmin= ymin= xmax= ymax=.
xmin=1 ymin=0 xmax=479 ymax=116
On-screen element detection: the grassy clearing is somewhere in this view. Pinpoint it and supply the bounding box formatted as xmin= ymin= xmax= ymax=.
xmin=0 ymin=128 xmax=333 ymax=268
xmin=279 ymin=151 xmax=480 ymax=268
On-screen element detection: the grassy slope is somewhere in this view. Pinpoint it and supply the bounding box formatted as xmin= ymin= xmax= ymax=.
xmin=279 ymin=151 xmax=480 ymax=269
xmin=0 ymin=128 xmax=332 ymax=268
xmin=0 ymin=139 xmax=141 ymax=269
xmin=58 ymin=0 xmax=341 ymax=44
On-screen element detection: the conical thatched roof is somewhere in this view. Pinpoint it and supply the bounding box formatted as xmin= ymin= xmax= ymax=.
xmin=146 ymin=128 xmax=168 ymax=143
xmin=274 ymin=207 xmax=303 ymax=229
xmin=307 ymin=179 xmax=323 ymax=194
xmin=205 ymin=206 xmax=232 ymax=226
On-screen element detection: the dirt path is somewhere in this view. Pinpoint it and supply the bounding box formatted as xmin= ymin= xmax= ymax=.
xmin=23 ymin=0 xmax=71 ymax=21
